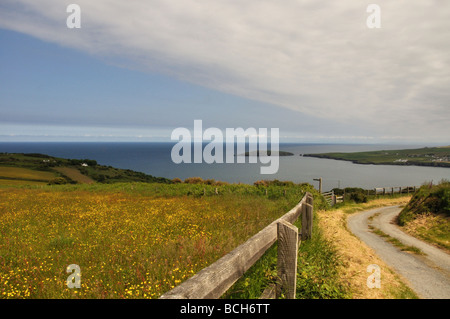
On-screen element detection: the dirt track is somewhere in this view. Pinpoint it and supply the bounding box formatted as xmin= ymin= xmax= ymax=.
xmin=347 ymin=206 xmax=450 ymax=299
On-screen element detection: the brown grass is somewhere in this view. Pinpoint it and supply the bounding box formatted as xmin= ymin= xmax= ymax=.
xmin=53 ymin=167 xmax=95 ymax=184
xmin=317 ymin=196 xmax=418 ymax=298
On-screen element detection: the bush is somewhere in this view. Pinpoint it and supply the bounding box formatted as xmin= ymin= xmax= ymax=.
xmin=254 ymin=180 xmax=295 ymax=187
xmin=48 ymin=177 xmax=68 ymax=185
xmin=254 ymin=180 xmax=268 ymax=187
xmin=348 ymin=192 xmax=368 ymax=203
xmin=184 ymin=177 xmax=204 ymax=184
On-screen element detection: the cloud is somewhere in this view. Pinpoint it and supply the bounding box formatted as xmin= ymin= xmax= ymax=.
xmin=0 ymin=0 xmax=449 ymax=141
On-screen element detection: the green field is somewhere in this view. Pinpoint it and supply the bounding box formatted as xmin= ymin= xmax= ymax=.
xmin=0 ymin=166 xmax=59 ymax=185
xmin=304 ymin=146 xmax=450 ymax=168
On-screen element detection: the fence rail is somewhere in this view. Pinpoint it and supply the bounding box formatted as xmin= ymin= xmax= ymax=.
xmin=371 ymin=186 xmax=418 ymax=196
xmin=160 ymin=192 xmax=313 ymax=299
xmin=322 ymin=190 xmax=343 ymax=206
xmin=322 ymin=185 xmax=418 ymax=206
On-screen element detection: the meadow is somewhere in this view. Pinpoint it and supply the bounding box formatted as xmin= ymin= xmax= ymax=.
xmin=0 ymin=166 xmax=57 ymax=184
xmin=0 ymin=182 xmax=318 ymax=298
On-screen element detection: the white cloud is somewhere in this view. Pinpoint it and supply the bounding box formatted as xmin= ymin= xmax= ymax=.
xmin=0 ymin=0 xmax=449 ymax=142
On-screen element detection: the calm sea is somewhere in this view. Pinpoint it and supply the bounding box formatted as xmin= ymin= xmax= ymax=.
xmin=0 ymin=142 xmax=448 ymax=191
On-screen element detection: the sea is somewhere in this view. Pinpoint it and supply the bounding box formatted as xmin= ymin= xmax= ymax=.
xmin=1 ymin=142 xmax=449 ymax=192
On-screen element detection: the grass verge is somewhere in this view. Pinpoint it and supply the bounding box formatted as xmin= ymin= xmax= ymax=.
xmin=368 ymin=226 xmax=425 ymax=255
xmin=223 ymin=205 xmax=351 ymax=299
xmin=398 ymin=182 xmax=450 ymax=252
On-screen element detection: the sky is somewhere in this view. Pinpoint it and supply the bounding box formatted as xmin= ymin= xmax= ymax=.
xmin=0 ymin=0 xmax=449 ymax=143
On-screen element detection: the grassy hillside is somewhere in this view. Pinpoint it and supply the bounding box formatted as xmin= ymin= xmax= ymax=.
xmin=0 ymin=152 xmax=171 ymax=185
xmin=304 ymin=146 xmax=450 ymax=168
xmin=398 ymin=181 xmax=450 ymax=251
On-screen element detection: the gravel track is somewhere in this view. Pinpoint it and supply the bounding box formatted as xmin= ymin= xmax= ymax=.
xmin=347 ymin=206 xmax=450 ymax=299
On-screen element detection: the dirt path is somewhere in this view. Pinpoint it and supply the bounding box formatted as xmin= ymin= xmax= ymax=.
xmin=347 ymin=206 xmax=450 ymax=299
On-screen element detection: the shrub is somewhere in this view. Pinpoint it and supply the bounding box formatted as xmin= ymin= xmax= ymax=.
xmin=348 ymin=192 xmax=368 ymax=203
xmin=172 ymin=178 xmax=182 ymax=184
xmin=184 ymin=177 xmax=204 ymax=184
xmin=48 ymin=177 xmax=68 ymax=185
xmin=254 ymin=180 xmax=268 ymax=187
xmin=204 ymin=179 xmax=216 ymax=185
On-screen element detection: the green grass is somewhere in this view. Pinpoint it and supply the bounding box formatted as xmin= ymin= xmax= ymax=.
xmin=0 ymin=166 xmax=58 ymax=182
xmin=223 ymin=204 xmax=351 ymax=299
xmin=369 ymin=226 xmax=425 ymax=255
xmin=398 ymin=181 xmax=450 ymax=224
xmin=398 ymin=181 xmax=450 ymax=251
xmin=0 ymin=178 xmax=47 ymax=186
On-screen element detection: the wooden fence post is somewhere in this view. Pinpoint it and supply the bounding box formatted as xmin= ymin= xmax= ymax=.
xmin=302 ymin=202 xmax=313 ymax=240
xmin=276 ymin=220 xmax=298 ymax=299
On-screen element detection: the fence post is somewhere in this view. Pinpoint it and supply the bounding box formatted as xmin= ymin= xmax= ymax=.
xmin=302 ymin=203 xmax=313 ymax=240
xmin=276 ymin=220 xmax=298 ymax=299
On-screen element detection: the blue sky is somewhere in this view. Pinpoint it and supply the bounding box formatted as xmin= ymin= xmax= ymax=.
xmin=0 ymin=1 xmax=449 ymax=143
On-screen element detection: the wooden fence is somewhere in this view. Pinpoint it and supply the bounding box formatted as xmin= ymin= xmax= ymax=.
xmin=322 ymin=190 xmax=343 ymax=206
xmin=323 ymin=185 xmax=418 ymax=205
xmin=160 ymin=192 xmax=314 ymax=299
xmin=371 ymin=186 xmax=418 ymax=196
